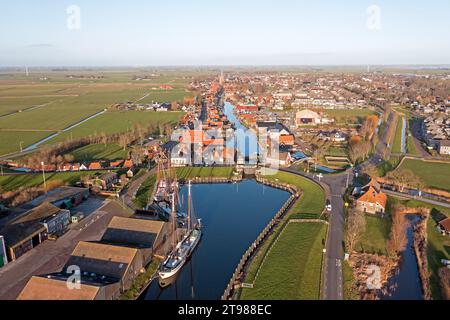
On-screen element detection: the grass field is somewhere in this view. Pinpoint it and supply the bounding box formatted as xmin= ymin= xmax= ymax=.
xmin=0 ymin=70 xmax=194 ymax=155
xmin=324 ymin=108 xmax=377 ymax=124
xmin=46 ymin=111 xmax=184 ymax=144
xmin=397 ymin=159 xmax=450 ymax=191
xmin=262 ymin=171 xmax=325 ymax=219
xmin=69 ymin=143 xmax=128 ymax=162
xmin=134 ymin=175 xmax=157 ymax=209
xmin=356 ymin=214 xmax=392 ymax=255
xmin=239 ymin=171 xmax=326 ymax=299
xmin=0 ymin=171 xmax=106 ymax=191
xmin=240 ymin=222 xmax=326 ymax=300
xmin=0 ymin=130 xmax=56 ymax=156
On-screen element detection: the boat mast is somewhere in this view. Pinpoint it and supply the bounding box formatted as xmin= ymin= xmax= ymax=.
xmin=188 ymin=180 xmax=191 ymax=233
xmin=172 ymin=181 xmax=177 ymax=248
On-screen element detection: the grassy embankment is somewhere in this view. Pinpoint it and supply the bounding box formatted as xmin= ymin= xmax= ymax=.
xmin=240 ymin=171 xmax=326 ymax=300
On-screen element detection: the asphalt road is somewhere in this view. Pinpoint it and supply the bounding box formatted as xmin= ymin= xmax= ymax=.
xmin=281 ymin=168 xmax=351 ymax=300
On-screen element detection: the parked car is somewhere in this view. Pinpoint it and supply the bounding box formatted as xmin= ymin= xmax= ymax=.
xmin=326 ymin=200 xmax=332 ymax=212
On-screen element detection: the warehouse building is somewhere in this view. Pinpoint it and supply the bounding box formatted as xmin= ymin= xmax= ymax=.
xmin=0 ymin=202 xmax=70 ymax=262
xmin=64 ymin=241 xmax=143 ymax=293
xmin=17 ymin=273 xmax=120 ymax=300
xmin=101 ymin=216 xmax=168 ymax=263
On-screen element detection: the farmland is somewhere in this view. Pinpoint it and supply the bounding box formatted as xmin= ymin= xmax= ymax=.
xmin=0 ymin=70 xmax=194 ymax=156
xmin=397 ymin=159 xmax=450 ymax=192
xmin=45 ymin=110 xmax=184 ymax=144
xmin=0 ymin=170 xmax=107 ymax=191
xmin=69 ymin=143 xmax=127 ymax=162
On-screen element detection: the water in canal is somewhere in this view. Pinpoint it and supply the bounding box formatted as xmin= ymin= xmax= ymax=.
xmin=382 ymin=215 xmax=423 ymax=300
xmin=143 ymin=179 xmax=290 ymax=300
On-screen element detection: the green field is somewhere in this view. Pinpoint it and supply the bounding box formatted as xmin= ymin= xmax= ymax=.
xmin=0 ymin=71 xmax=194 ymax=156
xmin=0 ymin=171 xmax=106 ymax=191
xmin=0 ymin=130 xmax=56 ymax=156
xmin=134 ymin=175 xmax=157 ymax=209
xmin=240 ymin=222 xmax=326 ymax=300
xmin=356 ymin=214 xmax=392 ymax=255
xmin=46 ymin=111 xmax=184 ymax=144
xmin=324 ymin=108 xmax=377 ymax=124
xmin=239 ymin=171 xmax=326 ymax=299
xmin=262 ymin=171 xmax=325 ymax=219
xmin=69 ymin=143 xmax=128 ymax=162
xmin=397 ymin=159 xmax=450 ymax=191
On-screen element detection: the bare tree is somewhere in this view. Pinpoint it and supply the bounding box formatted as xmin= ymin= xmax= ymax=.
xmin=388 ymin=207 xmax=408 ymax=256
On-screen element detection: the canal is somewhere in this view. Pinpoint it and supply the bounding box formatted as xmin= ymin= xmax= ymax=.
xmin=381 ymin=215 xmax=423 ymax=300
xmin=143 ymin=180 xmax=290 ymax=300
xmin=223 ymin=101 xmax=259 ymax=159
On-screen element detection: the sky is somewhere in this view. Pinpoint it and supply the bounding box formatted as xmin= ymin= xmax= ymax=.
xmin=1 ymin=0 xmax=450 ymax=66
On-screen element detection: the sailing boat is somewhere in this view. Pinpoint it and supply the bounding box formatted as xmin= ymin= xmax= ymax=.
xmin=158 ymin=180 xmax=202 ymax=280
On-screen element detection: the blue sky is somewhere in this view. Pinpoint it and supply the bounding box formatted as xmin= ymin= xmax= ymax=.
xmin=1 ymin=0 xmax=450 ymax=66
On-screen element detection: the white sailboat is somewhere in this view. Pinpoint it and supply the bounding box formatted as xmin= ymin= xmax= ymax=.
xmin=158 ymin=180 xmax=202 ymax=280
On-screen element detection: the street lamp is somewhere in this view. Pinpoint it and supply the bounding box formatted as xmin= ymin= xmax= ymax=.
xmin=41 ymin=161 xmax=47 ymax=194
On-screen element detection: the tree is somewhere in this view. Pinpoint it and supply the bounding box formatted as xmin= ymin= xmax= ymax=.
xmin=346 ymin=208 xmax=366 ymax=253
xmin=386 ymin=168 xmax=423 ymax=192
xmin=387 ymin=207 xmax=408 ymax=256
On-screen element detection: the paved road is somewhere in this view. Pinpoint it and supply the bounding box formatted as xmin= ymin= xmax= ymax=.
xmin=120 ymin=168 xmax=155 ymax=210
xmin=382 ymin=189 xmax=450 ymax=208
xmin=281 ymin=168 xmax=351 ymax=300
xmin=0 ymin=200 xmax=131 ymax=300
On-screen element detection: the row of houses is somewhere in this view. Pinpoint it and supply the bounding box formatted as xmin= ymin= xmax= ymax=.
xmin=17 ymin=215 xmax=169 ymax=300
xmin=10 ymin=159 xmax=134 ymax=173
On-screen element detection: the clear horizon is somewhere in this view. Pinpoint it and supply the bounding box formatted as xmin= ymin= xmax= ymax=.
xmin=1 ymin=0 xmax=450 ymax=67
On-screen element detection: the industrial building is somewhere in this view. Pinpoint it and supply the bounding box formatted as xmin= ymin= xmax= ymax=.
xmin=17 ymin=273 xmax=120 ymax=300
xmin=0 ymin=202 xmax=70 ymax=262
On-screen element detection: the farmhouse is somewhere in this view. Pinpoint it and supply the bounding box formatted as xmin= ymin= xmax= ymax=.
xmin=355 ymin=185 xmax=387 ymax=214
